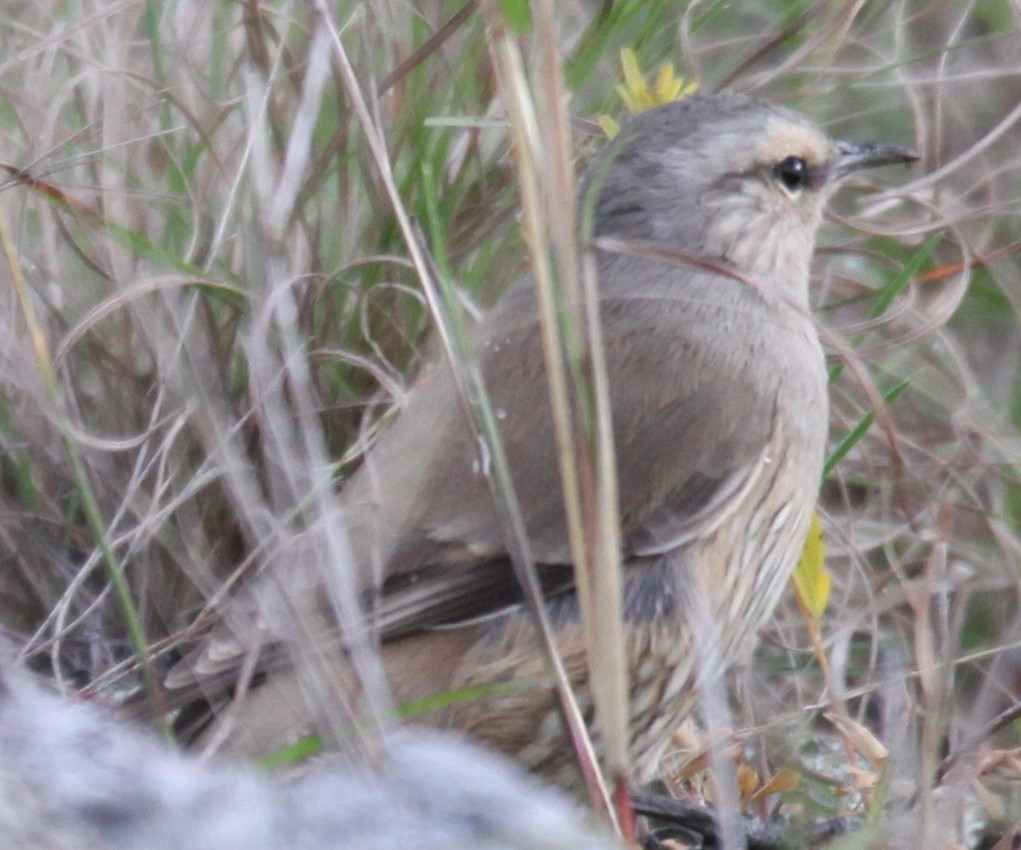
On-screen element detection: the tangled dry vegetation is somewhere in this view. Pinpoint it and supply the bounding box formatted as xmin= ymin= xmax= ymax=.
xmin=1 ymin=1 xmax=1020 ymax=847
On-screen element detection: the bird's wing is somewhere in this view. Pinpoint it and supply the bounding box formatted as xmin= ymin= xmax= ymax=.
xmin=165 ymin=260 xmax=786 ymax=697
xmin=480 ymin=277 xmax=777 ymax=562
xmin=361 ymin=262 xmax=783 ymax=632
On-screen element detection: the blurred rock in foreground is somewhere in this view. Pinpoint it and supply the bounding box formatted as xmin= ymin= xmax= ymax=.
xmin=0 ymin=666 xmax=613 ymax=850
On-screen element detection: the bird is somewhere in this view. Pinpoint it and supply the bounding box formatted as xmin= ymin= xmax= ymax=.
xmin=168 ymin=93 xmax=917 ymax=791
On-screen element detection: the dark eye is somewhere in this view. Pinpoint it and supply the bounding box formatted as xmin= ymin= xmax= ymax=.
xmin=773 ymin=155 xmax=810 ymax=192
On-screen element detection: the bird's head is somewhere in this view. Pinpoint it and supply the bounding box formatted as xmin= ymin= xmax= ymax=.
xmin=590 ymin=94 xmax=917 ymax=306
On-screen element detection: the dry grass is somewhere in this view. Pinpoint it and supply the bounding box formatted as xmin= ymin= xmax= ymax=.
xmin=1 ymin=0 xmax=1019 ymax=845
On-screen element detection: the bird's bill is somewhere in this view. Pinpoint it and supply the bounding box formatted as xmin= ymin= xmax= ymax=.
xmin=832 ymin=139 xmax=919 ymax=179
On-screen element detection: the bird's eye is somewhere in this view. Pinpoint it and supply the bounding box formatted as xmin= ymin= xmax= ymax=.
xmin=773 ymin=155 xmax=811 ymax=192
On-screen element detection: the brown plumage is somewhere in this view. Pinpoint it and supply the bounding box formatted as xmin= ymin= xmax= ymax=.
xmin=169 ymin=94 xmax=917 ymax=790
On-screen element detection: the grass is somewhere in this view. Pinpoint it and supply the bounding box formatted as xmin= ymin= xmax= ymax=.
xmin=1 ymin=0 xmax=1020 ymax=845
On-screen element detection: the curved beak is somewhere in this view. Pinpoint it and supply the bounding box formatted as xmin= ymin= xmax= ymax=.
xmin=832 ymin=140 xmax=919 ymax=180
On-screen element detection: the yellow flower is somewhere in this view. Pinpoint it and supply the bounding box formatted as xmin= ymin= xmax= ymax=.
xmin=601 ymin=49 xmax=699 ymax=138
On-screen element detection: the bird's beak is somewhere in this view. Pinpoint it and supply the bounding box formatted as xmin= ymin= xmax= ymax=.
xmin=831 ymin=140 xmax=919 ymax=180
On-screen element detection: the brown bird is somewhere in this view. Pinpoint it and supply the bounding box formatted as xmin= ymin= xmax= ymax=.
xmin=170 ymin=94 xmax=917 ymax=790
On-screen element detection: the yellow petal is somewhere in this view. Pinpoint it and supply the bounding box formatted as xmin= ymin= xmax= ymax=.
xmin=655 ymin=63 xmax=683 ymax=104
xmin=620 ymin=48 xmax=646 ymax=97
xmin=598 ymin=114 xmax=620 ymax=140
xmin=615 ymin=83 xmax=639 ymax=114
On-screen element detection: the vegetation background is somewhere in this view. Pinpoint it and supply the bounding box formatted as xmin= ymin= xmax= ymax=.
xmin=0 ymin=0 xmax=1019 ymax=845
